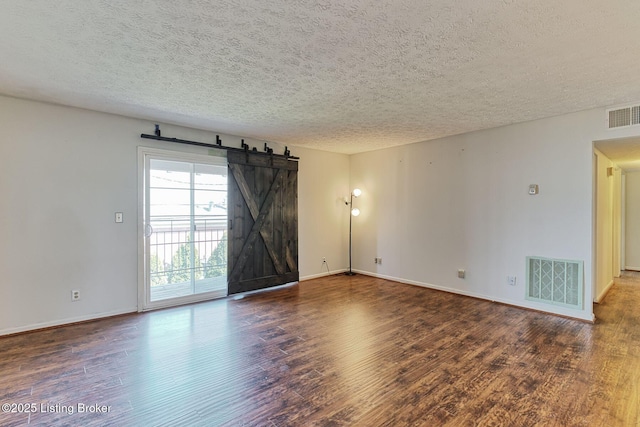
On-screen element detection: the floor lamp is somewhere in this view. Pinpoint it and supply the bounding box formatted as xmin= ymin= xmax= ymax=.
xmin=345 ymin=188 xmax=361 ymax=276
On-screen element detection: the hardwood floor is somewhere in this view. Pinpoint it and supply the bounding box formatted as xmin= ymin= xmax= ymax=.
xmin=1 ymin=273 xmax=639 ymax=426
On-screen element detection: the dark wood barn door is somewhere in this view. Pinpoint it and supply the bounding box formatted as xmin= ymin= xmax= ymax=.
xmin=227 ymin=151 xmax=298 ymax=294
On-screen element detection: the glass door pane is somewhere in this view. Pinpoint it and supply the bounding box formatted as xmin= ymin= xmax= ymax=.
xmin=146 ymin=158 xmax=227 ymax=304
xmin=194 ymin=163 xmax=228 ymax=291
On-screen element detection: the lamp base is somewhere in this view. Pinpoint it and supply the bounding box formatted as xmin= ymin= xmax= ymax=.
xmin=344 ymin=271 xmax=357 ymax=276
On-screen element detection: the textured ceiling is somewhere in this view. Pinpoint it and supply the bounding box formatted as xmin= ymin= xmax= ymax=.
xmin=1 ymin=1 xmax=640 ymax=154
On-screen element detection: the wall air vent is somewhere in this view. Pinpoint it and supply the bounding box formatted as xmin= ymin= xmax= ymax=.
xmin=607 ymin=104 xmax=640 ymax=129
xmin=526 ymin=256 xmax=583 ymax=310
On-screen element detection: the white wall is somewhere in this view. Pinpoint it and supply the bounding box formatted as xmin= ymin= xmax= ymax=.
xmin=613 ymin=167 xmax=622 ymax=278
xmin=594 ymin=149 xmax=615 ymax=302
xmin=3 ymin=93 xmax=640 ymax=331
xmin=297 ymin=148 xmax=350 ymax=279
xmin=349 ymin=109 xmax=640 ymax=321
xmin=0 ymin=95 xmax=348 ymax=335
xmin=625 ymin=171 xmax=640 ymax=270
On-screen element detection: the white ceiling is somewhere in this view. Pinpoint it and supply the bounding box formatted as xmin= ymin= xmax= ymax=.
xmin=2 ymin=1 xmax=640 ymax=154
xmin=595 ymin=137 xmax=640 ymax=171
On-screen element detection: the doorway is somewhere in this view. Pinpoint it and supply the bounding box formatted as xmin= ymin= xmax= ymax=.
xmin=593 ymin=136 xmax=640 ymax=302
xmin=139 ymin=148 xmax=228 ymax=310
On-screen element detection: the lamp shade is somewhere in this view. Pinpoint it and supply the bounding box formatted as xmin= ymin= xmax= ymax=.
xmin=351 ymin=208 xmax=360 ymax=217
xmin=352 ymin=188 xmax=362 ymax=197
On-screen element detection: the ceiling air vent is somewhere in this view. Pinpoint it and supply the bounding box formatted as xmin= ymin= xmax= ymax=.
xmin=607 ymin=103 xmax=640 ymax=129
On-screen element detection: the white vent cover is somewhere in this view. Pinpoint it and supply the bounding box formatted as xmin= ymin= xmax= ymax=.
xmin=607 ymin=104 xmax=640 ymax=129
xmin=526 ymin=256 xmax=583 ymax=309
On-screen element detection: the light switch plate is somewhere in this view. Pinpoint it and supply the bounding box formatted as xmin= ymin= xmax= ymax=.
xmin=528 ymin=184 xmax=539 ymax=195
xmin=115 ymin=212 xmax=123 ymax=223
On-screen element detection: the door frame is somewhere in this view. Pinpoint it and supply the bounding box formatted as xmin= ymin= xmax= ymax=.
xmin=137 ymin=146 xmax=228 ymax=311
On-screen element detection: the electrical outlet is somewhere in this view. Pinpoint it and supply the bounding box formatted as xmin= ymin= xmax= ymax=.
xmin=322 ymin=257 xmax=326 ymax=263
xmin=507 ymin=276 xmax=517 ymax=286
xmin=378 ymin=257 xmax=382 ymax=264
xmin=374 ymin=258 xmax=377 ymax=264
xmin=458 ymin=269 xmax=465 ymax=279
xmin=115 ymin=212 xmax=123 ymax=223
xmin=71 ymin=290 xmax=81 ymax=301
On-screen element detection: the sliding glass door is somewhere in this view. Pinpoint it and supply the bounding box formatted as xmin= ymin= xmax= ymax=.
xmin=140 ymin=149 xmax=227 ymax=310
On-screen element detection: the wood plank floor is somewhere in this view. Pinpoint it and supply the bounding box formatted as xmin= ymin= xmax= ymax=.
xmin=1 ymin=273 xmax=640 ymax=426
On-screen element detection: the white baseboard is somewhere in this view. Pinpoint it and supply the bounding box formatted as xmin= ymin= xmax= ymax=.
xmin=594 ymin=279 xmax=615 ymax=303
xmin=351 ymin=269 xmax=595 ymax=322
xmin=0 ymin=307 xmax=138 ymax=337
xmin=625 ymin=266 xmax=640 ymax=271
xmin=1 ymin=271 xmax=344 ymax=335
xmin=2 ymin=267 xmax=597 ymax=336
xmin=300 ymin=269 xmax=347 ymax=281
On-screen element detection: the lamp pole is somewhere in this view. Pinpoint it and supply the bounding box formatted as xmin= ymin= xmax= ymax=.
xmin=346 ymin=192 xmax=355 ymax=276
xmin=345 ymin=189 xmax=361 ymax=276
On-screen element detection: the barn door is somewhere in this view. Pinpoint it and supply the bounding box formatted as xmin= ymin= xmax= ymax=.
xmin=227 ymin=151 xmax=298 ymax=294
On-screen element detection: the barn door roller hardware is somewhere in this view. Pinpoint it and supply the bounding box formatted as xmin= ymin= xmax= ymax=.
xmin=140 ymin=125 xmax=299 ymax=160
